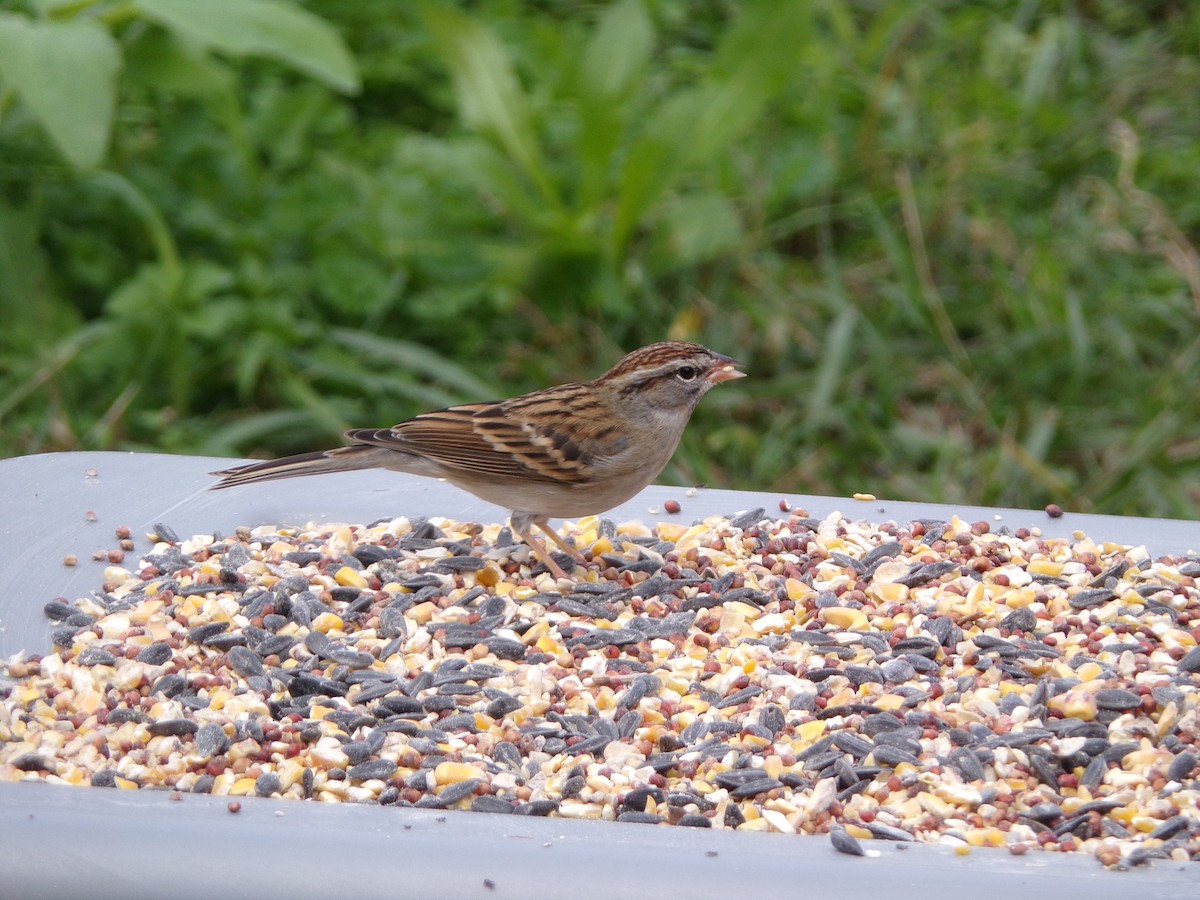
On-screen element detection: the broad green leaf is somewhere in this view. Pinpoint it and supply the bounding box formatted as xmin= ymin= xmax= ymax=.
xmin=806 ymin=303 xmax=858 ymax=429
xmin=133 ymin=0 xmax=359 ymax=94
xmin=27 ymin=0 xmax=85 ymax=14
xmin=692 ymin=0 xmax=813 ymax=162
xmin=280 ymin=373 xmax=355 ymax=438
xmin=652 ymin=192 xmax=743 ymax=270
xmin=328 ymin=328 xmax=495 ymax=399
xmin=612 ymin=0 xmax=811 ymax=253
xmin=198 ymin=409 xmax=322 ymax=456
xmin=313 ymin=253 xmax=400 ymax=318
xmin=0 ymin=320 xmax=115 ymax=421
xmin=420 ymin=4 xmax=556 ymax=205
xmin=85 ymin=172 xmax=181 ymax=281
xmin=0 ymin=14 xmax=121 ymax=168
xmin=296 ymin=358 xmax=467 ymax=411
xmin=233 ymin=333 xmax=278 ymax=401
xmin=580 ymin=0 xmax=653 ymax=103
xmin=611 ymin=89 xmax=706 ymax=253
xmin=577 ymin=0 xmax=654 ymax=206
xmin=0 ymin=200 xmax=80 ymax=347
xmin=0 ymin=201 xmax=44 ymax=337
xmin=105 ymin=264 xmax=170 ymax=320
xmin=123 ymin=26 xmax=236 ymax=97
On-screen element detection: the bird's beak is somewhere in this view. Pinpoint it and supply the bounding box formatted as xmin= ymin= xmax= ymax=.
xmin=707 ymin=356 xmax=746 ymax=384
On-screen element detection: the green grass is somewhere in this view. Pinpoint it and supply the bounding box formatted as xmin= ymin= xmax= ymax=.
xmin=1 ymin=0 xmax=1198 ymax=519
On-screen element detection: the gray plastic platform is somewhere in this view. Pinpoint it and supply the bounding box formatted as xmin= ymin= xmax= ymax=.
xmin=1 ymin=451 xmax=1197 ymax=898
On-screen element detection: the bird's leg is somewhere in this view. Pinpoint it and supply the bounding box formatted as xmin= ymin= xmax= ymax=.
xmin=509 ymin=521 xmax=569 ymax=580
xmin=534 ymin=517 xmax=588 ymax=564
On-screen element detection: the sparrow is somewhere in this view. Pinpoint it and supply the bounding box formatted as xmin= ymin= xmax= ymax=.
xmin=211 ymin=341 xmax=744 ymax=578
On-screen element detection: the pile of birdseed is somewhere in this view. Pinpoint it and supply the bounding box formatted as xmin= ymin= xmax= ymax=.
xmin=3 ymin=507 xmax=1199 ymax=869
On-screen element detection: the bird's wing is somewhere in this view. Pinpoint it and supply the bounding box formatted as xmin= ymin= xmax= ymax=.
xmin=345 ymin=395 xmax=609 ymax=485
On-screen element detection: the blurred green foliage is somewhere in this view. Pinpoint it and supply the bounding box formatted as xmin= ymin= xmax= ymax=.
xmin=1 ymin=0 xmax=1198 ymax=519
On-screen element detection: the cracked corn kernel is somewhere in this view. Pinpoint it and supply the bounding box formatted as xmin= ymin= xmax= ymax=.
xmin=821 ymin=607 xmax=868 ymax=630
xmin=311 ymin=612 xmax=344 ymax=633
xmin=334 ymin=567 xmax=369 ymax=589
xmin=435 ymin=762 xmax=480 ymax=785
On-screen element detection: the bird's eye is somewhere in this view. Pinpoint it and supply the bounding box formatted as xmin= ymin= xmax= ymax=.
xmin=676 ymin=365 xmax=698 ymax=381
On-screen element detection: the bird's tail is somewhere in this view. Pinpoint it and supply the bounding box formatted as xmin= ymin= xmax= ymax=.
xmin=209 ymin=445 xmax=392 ymax=490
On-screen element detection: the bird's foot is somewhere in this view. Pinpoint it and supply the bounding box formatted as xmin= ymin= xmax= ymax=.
xmin=511 ymin=526 xmax=573 ymax=580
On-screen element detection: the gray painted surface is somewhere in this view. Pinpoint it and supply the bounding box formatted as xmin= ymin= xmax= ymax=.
xmin=2 ymin=451 xmax=1197 ymax=898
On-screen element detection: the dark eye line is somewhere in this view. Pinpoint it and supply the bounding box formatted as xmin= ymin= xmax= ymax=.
xmin=615 ymin=363 xmax=703 ymax=396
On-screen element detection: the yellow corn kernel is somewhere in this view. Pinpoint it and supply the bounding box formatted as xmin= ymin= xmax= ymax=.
xmin=679 ymin=696 xmax=710 ymax=716
xmin=654 ymin=523 xmax=687 ymax=543
xmin=795 ymin=720 xmax=826 ymax=744
xmin=674 ymin=524 xmax=712 ymax=553
xmin=434 ymin=761 xmax=480 ymax=785
xmin=1109 ymin=805 xmax=1136 ymax=825
xmin=1130 ymin=816 xmax=1161 ymax=834
xmin=334 ymin=567 xmax=368 ymax=589
xmin=1027 ymin=559 xmax=1064 ymax=577
xmin=230 ymin=777 xmax=258 ymax=796
xmin=821 ymin=608 xmax=868 ymax=631
xmin=964 ymin=828 xmax=1006 ymax=848
xmin=589 ymin=536 xmax=614 ymax=557
xmin=408 ymin=602 xmax=438 ymax=625
xmin=129 ymin=598 xmax=164 ymax=623
xmin=473 ymin=565 xmax=500 ymax=587
xmin=916 ymin=790 xmax=953 ymax=821
xmin=872 ymin=582 xmax=908 ymax=603
xmin=18 ymin=687 xmax=41 ymax=706
xmin=265 ymin=540 xmax=295 ymax=561
xmin=741 ymin=734 xmax=772 ymax=751
xmin=825 ymin=687 xmax=856 ymax=708
xmin=999 ymin=587 xmax=1036 ymax=609
xmin=276 ymin=759 xmax=306 ymax=790
xmin=311 ymin=612 xmax=344 ymax=633
xmin=784 ymin=578 xmax=809 ymax=601
xmin=1050 ymin=690 xmax=1097 ymax=721
xmin=640 ymin=708 xmax=666 ymax=726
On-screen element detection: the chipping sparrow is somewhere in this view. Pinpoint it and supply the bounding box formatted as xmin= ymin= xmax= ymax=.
xmin=211 ymin=341 xmax=744 ymax=578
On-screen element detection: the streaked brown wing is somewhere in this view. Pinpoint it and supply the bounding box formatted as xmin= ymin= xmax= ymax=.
xmin=344 ymin=393 xmax=605 ymax=485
